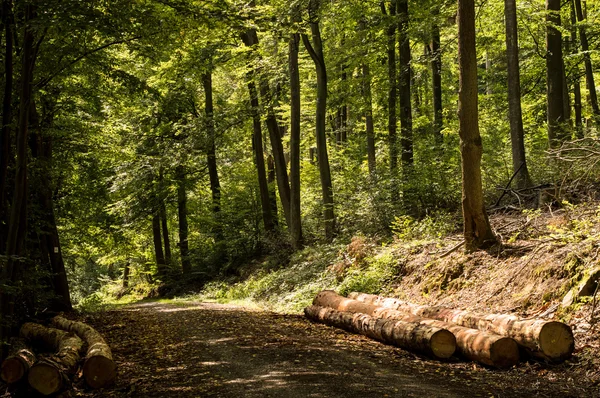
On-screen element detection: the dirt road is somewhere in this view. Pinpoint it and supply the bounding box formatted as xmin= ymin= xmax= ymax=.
xmin=72 ymin=301 xmax=594 ymax=397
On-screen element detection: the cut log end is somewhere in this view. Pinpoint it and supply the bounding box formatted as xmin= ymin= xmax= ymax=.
xmin=1 ymin=358 xmax=26 ymax=384
xmin=539 ymin=321 xmax=575 ymax=362
xmin=83 ymin=355 xmax=117 ymax=389
xmin=431 ymin=330 xmax=457 ymax=359
xmin=490 ymin=337 xmax=520 ymax=369
xmin=28 ymin=362 xmax=63 ymax=396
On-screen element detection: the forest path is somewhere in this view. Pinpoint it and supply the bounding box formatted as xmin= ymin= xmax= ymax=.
xmin=75 ymin=301 xmax=588 ymax=397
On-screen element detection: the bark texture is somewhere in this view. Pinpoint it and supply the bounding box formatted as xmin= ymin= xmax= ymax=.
xmin=574 ymin=0 xmax=599 ymax=118
xmin=289 ymin=29 xmax=303 ymax=249
xmin=51 ymin=316 xmax=117 ymax=388
xmin=176 ymin=166 xmax=191 ymax=274
xmin=546 ymin=0 xmax=567 ymax=145
xmin=0 ymin=338 xmax=36 ymax=383
xmin=349 ymin=292 xmax=574 ymax=362
xmin=305 ymin=305 xmax=456 ymax=360
xmin=398 ymin=0 xmax=413 ymax=167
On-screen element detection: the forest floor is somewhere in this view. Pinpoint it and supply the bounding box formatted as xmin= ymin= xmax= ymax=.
xmin=51 ymin=300 xmax=596 ymax=398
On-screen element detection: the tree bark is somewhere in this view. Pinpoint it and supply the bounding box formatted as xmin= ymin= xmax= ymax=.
xmin=574 ymin=0 xmax=600 ymax=119
xmin=159 ymin=198 xmax=172 ymax=266
xmin=362 ymin=61 xmax=376 ymax=175
xmin=51 ymin=316 xmax=116 ymax=389
xmin=0 ymin=338 xmax=36 ymax=384
xmin=152 ymin=212 xmax=167 ymax=277
xmin=243 ymin=57 xmax=275 ymax=233
xmin=21 ymin=322 xmax=83 ymax=395
xmin=546 ymin=0 xmax=567 ymax=146
xmin=122 ymin=262 xmax=130 ymax=288
xmin=305 ymin=305 xmax=456 ymax=360
xmin=176 ymin=166 xmax=191 ymax=274
xmin=0 ymin=0 xmax=13 ymax=252
xmin=431 ymin=5 xmax=443 ymax=145
xmin=398 ymin=0 xmax=413 ymax=167
xmin=570 ymin=0 xmax=584 ymax=137
xmin=202 ymin=71 xmax=222 ymax=241
xmin=349 ymin=292 xmax=574 ymax=363
xmin=504 ymin=0 xmax=532 ymax=189
xmin=302 ymin=0 xmax=335 ymax=241
xmin=289 ymin=29 xmax=303 ymax=249
xmin=457 ymin=0 xmax=497 ymax=251
xmin=315 ymin=290 xmax=519 ymax=368
xmin=384 ymin=1 xmax=398 ymax=174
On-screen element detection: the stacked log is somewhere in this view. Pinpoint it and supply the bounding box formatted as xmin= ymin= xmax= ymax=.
xmin=51 ymin=315 xmax=116 ymax=388
xmin=0 ymin=338 xmax=36 ymax=384
xmin=312 ymin=290 xmax=519 ymax=368
xmin=348 ymin=292 xmax=574 ymax=362
xmin=304 ymin=305 xmax=456 ymax=359
xmin=20 ymin=322 xmax=83 ymax=395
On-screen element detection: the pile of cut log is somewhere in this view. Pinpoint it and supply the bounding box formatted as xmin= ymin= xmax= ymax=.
xmin=0 ymin=316 xmax=116 ymax=395
xmin=305 ymin=290 xmax=574 ymax=369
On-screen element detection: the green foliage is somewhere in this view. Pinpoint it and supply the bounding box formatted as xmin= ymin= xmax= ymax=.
xmin=391 ymin=210 xmax=458 ymax=241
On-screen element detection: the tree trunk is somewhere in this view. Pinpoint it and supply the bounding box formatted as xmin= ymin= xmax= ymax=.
xmin=202 ymin=71 xmax=222 ymax=240
xmin=51 ymin=316 xmax=116 ymax=389
xmin=362 ymin=61 xmax=376 ymax=175
xmin=398 ymin=0 xmax=413 ymax=167
xmin=546 ymin=0 xmax=567 ymax=146
xmin=574 ymin=0 xmax=600 ymax=119
xmin=159 ymin=198 xmax=172 ymax=265
xmin=1 ymin=5 xmax=35 ymax=355
xmin=349 ymin=292 xmax=574 ymax=363
xmin=302 ymin=0 xmax=335 ymax=241
xmin=504 ymin=0 xmax=532 ymax=189
xmin=176 ymin=166 xmax=191 ymax=274
xmin=267 ymin=155 xmax=278 ymax=223
xmin=0 ymin=338 xmax=36 ymax=384
xmin=122 ymin=262 xmax=130 ymax=288
xmin=314 ymin=290 xmax=518 ymax=368
xmin=289 ymin=30 xmax=303 ymax=249
xmin=431 ymin=6 xmax=443 ymax=144
xmin=152 ymin=212 xmax=167 ymax=277
xmin=457 ymin=0 xmax=497 ymax=251
xmin=570 ymin=0 xmax=584 ymax=137
xmin=0 ymin=0 xmax=13 ymax=252
xmin=305 ymin=305 xmax=456 ymax=360
xmin=20 ymin=322 xmax=83 ymax=395
xmin=384 ymin=1 xmax=398 ymax=174
xmin=244 ymin=67 xmax=275 ymax=232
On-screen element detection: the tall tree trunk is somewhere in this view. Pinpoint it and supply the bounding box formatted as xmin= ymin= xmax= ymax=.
xmin=0 ymin=0 xmax=13 ymax=252
xmin=570 ymin=0 xmax=583 ymax=137
xmin=176 ymin=166 xmax=191 ymax=274
xmin=546 ymin=0 xmax=567 ymax=146
xmin=302 ymin=0 xmax=335 ymax=241
xmin=122 ymin=262 xmax=130 ymax=288
xmin=574 ymin=0 xmax=600 ymax=119
xmin=289 ymin=30 xmax=303 ymax=249
xmin=1 ymin=5 xmax=35 ymax=356
xmin=431 ymin=6 xmax=443 ymax=144
xmin=398 ymin=0 xmax=413 ymax=168
xmin=242 ymin=29 xmax=292 ymax=228
xmin=152 ymin=212 xmax=167 ymax=278
xmin=241 ymin=31 xmax=275 ymax=233
xmin=159 ymin=198 xmax=171 ymax=266
xmin=504 ymin=0 xmax=532 ymax=189
xmin=202 ymin=71 xmax=222 ymax=240
xmin=383 ymin=1 xmax=398 ymax=174
xmin=267 ymin=155 xmax=278 ymax=223
xmin=362 ymin=61 xmax=376 ymax=175
xmin=457 ymin=0 xmax=497 ymax=251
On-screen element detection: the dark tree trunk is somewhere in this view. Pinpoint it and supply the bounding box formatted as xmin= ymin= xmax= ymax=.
xmin=202 ymin=71 xmax=222 ymax=240
xmin=574 ymin=0 xmax=600 ymax=118
xmin=176 ymin=166 xmax=191 ymax=274
xmin=546 ymin=0 xmax=567 ymax=146
xmin=431 ymin=6 xmax=443 ymax=144
xmin=457 ymin=0 xmax=497 ymax=251
xmin=159 ymin=198 xmax=171 ymax=266
xmin=362 ymin=61 xmax=376 ymax=175
xmin=398 ymin=0 xmax=413 ymax=167
xmin=242 ymin=29 xmax=292 ymax=228
xmin=0 ymin=0 xmax=13 ymax=252
xmin=302 ymin=0 xmax=336 ymax=242
xmin=122 ymin=262 xmax=130 ymax=288
xmin=1 ymin=5 xmax=35 ymax=356
xmin=570 ymin=0 xmax=583 ymax=137
xmin=504 ymin=0 xmax=532 ymax=189
xmin=241 ymin=31 xmax=275 ymax=233
xmin=384 ymin=1 xmax=398 ymax=174
xmin=152 ymin=212 xmax=167 ymax=278
xmin=289 ymin=30 xmax=303 ymax=249
xmin=267 ymin=155 xmax=278 ymax=223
